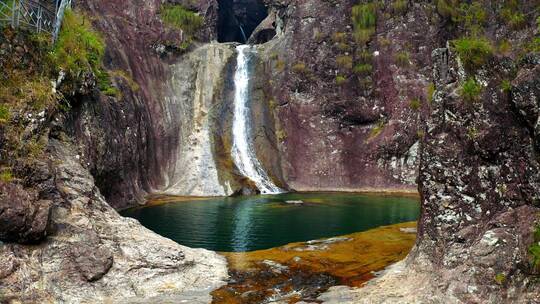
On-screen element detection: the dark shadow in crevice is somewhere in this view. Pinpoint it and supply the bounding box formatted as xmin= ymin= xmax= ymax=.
xmin=217 ymin=0 xmax=269 ymax=43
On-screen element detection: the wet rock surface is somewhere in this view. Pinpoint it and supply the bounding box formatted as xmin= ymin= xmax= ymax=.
xmin=212 ymin=222 xmax=416 ymax=303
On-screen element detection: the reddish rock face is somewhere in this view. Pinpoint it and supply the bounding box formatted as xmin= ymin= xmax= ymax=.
xmin=253 ymin=0 xmax=436 ymax=192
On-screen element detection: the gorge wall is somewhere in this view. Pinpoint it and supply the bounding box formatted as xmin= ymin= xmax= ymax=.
xmin=1 ymin=0 xmax=540 ymax=303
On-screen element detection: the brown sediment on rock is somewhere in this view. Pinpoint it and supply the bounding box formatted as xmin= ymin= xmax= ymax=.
xmin=212 ymin=221 xmax=416 ymax=303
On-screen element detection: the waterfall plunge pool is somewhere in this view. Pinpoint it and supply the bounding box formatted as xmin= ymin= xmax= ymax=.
xmin=121 ymin=192 xmax=419 ymax=252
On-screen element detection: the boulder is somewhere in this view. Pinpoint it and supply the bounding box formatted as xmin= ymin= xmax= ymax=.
xmin=0 ymin=182 xmax=51 ymax=244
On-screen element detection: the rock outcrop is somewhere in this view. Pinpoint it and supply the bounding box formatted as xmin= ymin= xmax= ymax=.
xmin=162 ymin=43 xmax=238 ymax=196
xmin=0 ymin=140 xmax=227 ymax=303
xmin=0 ymin=183 xmax=51 ymax=244
xmin=250 ymin=0 xmax=431 ymax=193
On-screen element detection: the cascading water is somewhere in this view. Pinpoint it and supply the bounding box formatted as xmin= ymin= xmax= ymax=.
xmin=231 ymin=45 xmax=283 ymax=194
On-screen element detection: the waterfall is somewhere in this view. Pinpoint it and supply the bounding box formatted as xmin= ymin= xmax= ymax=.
xmin=231 ymin=45 xmax=283 ymax=195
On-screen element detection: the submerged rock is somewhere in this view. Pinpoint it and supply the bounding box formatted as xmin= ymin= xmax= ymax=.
xmin=285 ymin=200 xmax=304 ymax=205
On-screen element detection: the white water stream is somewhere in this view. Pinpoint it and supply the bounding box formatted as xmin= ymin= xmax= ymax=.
xmin=231 ymin=45 xmax=283 ymax=194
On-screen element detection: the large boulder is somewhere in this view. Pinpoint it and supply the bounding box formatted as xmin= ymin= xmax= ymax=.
xmin=0 ymin=182 xmax=51 ymax=244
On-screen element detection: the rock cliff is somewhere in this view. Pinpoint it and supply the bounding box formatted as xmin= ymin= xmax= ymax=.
xmin=1 ymin=0 xmax=540 ymax=303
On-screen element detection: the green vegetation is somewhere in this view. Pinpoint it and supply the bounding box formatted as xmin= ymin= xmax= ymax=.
xmin=53 ymin=9 xmax=105 ymax=77
xmin=292 ymin=62 xmax=307 ymax=74
xmin=335 ymin=75 xmax=347 ymax=85
xmin=530 ymin=223 xmax=540 ymax=271
xmin=353 ymin=63 xmax=373 ymax=75
xmin=369 ymin=119 xmax=386 ymax=138
xmin=357 ymin=50 xmax=373 ymax=62
xmin=391 ymin=0 xmax=408 ymax=15
xmin=276 ymin=128 xmax=287 ymax=142
xmin=525 ymin=37 xmax=540 ymax=53
xmin=436 ymin=0 xmax=486 ymax=35
xmin=409 ymin=98 xmax=421 ymax=110
xmin=0 ymin=104 xmax=10 ymax=125
xmin=332 ymin=32 xmax=347 ymax=43
xmin=0 ymin=168 xmax=13 ymax=183
xmin=336 ymin=55 xmax=353 ymax=70
xmin=455 ymin=2 xmax=486 ymax=35
xmin=0 ymin=0 xmax=14 ymax=18
xmin=160 ymin=4 xmax=203 ymax=35
xmin=275 ymin=60 xmax=286 ymax=72
xmin=494 ymin=273 xmax=506 ymax=285
xmin=500 ymin=0 xmax=526 ymax=30
xmin=501 ymin=79 xmax=511 ymax=92
xmin=395 ymin=51 xmax=410 ymax=67
xmin=452 ymin=37 xmax=493 ymax=70
xmin=436 ymin=0 xmax=459 ymax=20
xmin=460 ymin=77 xmax=483 ymax=102
xmin=351 ymin=3 xmax=377 ymax=44
xmin=350 ymin=2 xmax=377 ymax=89
xmin=498 ymin=39 xmax=512 ymax=55
xmin=426 ymin=83 xmax=435 ymax=103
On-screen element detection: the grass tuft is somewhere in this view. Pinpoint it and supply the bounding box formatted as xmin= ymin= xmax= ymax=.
xmin=160 ymin=4 xmax=203 ymax=35
xmin=452 ymin=37 xmax=493 ymax=70
xmin=460 ymin=78 xmax=483 ymax=102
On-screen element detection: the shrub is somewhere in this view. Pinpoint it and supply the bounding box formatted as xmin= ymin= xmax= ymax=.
xmin=501 ymin=9 xmax=526 ymax=29
xmin=352 ymin=4 xmax=377 ymax=29
xmin=357 ymin=49 xmax=373 ymax=62
xmin=352 ymin=3 xmax=377 ymax=44
xmin=391 ymin=0 xmax=408 ymax=15
xmin=160 ymin=4 xmax=203 ymax=35
xmin=460 ymin=78 xmax=483 ymax=102
xmin=436 ymin=0 xmax=459 ymax=19
xmin=527 ymin=37 xmax=540 ymax=53
xmin=0 ymin=104 xmax=10 ymax=124
xmin=395 ymin=51 xmax=410 ymax=67
xmin=336 ymin=55 xmax=353 ymax=69
xmin=452 ymin=37 xmax=493 ymax=70
xmin=501 ymin=1 xmax=526 ymax=30
xmin=409 ymin=98 xmax=421 ymax=110
xmin=335 ymin=75 xmax=347 ymax=85
xmin=0 ymin=168 xmax=13 ymax=183
xmin=353 ymin=63 xmax=372 ymax=75
xmin=52 ymin=9 xmax=105 ymax=77
xmin=498 ymin=39 xmax=512 ymax=55
xmin=456 ymin=2 xmax=486 ymax=35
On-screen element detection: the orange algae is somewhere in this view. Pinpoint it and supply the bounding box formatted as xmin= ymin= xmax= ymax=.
xmin=211 ymin=221 xmax=417 ymax=304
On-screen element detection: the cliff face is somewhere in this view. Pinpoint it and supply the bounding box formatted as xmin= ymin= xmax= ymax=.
xmin=249 ymin=0 xmax=432 ymax=192
xmin=2 ymin=0 xmax=540 ymax=302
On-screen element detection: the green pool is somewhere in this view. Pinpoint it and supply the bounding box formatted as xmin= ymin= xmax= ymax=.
xmin=121 ymin=192 xmax=420 ymax=252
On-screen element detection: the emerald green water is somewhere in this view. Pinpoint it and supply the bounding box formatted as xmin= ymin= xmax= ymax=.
xmin=121 ymin=193 xmax=419 ymax=252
